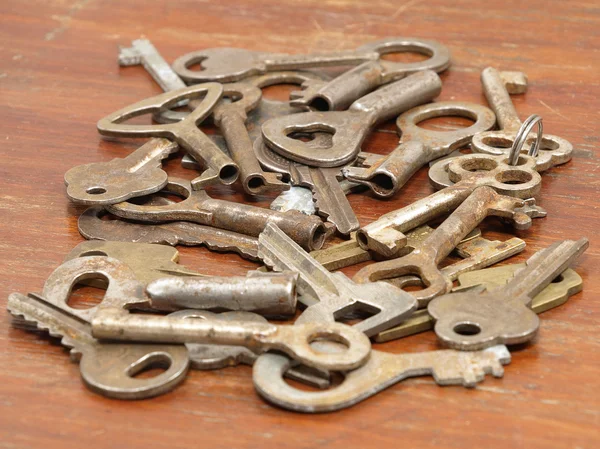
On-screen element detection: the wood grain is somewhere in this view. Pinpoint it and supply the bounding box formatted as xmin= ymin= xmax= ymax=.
xmin=1 ymin=1 xmax=599 ymax=448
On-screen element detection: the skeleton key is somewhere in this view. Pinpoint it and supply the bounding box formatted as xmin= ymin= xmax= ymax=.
xmin=78 ymin=205 xmax=260 ymax=261
xmin=105 ymin=178 xmax=329 ymax=251
xmin=354 ymin=186 xmax=537 ymax=306
xmin=253 ymin=345 xmax=510 ymax=413
xmin=258 ymin=223 xmax=417 ymax=336
xmin=356 ymin=152 xmax=542 ymax=257
xmin=471 ymin=68 xmax=572 ymax=171
xmin=261 ymin=70 xmax=442 ymax=167
xmin=343 ymin=101 xmax=496 ymax=198
xmin=168 ymin=310 xmax=331 ymax=389
xmin=96 ymin=82 xmax=240 ymax=187
xmin=429 ymin=238 xmax=589 ymax=350
xmin=288 ymin=38 xmax=450 ymax=111
xmin=64 ymin=138 xmax=178 ymax=205
xmin=7 ymin=257 xmax=189 ymax=400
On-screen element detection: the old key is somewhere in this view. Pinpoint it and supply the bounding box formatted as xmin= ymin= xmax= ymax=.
xmin=428 ymin=238 xmax=588 ymax=350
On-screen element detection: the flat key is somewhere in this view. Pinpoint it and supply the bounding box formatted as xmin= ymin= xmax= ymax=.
xmin=472 ymin=68 xmax=572 ymax=171
xmin=65 ymin=138 xmax=178 ymax=205
xmin=258 ymin=223 xmax=417 ymax=337
xmin=343 ymin=101 xmax=496 ymax=198
xmin=253 ymin=345 xmax=510 ymax=413
xmin=354 ymin=186 xmax=538 ymax=306
xmin=261 ymin=70 xmax=442 ymax=167
xmin=428 ymin=238 xmax=589 ymax=350
xmin=105 ymin=178 xmax=329 ymax=251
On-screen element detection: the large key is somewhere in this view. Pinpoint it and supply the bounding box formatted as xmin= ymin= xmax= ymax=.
xmin=78 ymin=205 xmax=260 ymax=261
xmin=64 ymin=138 xmax=178 ymax=205
xmin=288 ymin=38 xmax=450 ymax=111
xmin=471 ymin=68 xmax=572 ymax=171
xmin=375 ymin=262 xmax=583 ymax=343
xmin=428 ymin=238 xmax=589 ymax=350
xmin=258 ymin=223 xmax=417 ymax=336
xmin=105 ymin=178 xmax=330 ymax=251
xmin=356 ymin=152 xmax=542 ymax=257
xmin=343 ymin=101 xmax=496 ymax=198
xmin=261 ymin=70 xmax=442 ymax=167
xmin=96 ymin=83 xmax=240 ymax=187
xmin=172 ymin=37 xmax=446 ymax=83
xmin=252 ymin=345 xmax=510 ymax=413
xmin=353 ymin=186 xmax=538 ymax=305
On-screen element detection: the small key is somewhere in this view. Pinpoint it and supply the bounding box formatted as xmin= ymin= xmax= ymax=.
xmin=471 ymin=68 xmax=572 ymax=171
xmin=428 ymin=238 xmax=589 ymax=350
xmin=258 ymin=223 xmax=417 ymax=337
xmin=253 ymin=345 xmax=510 ymax=413
xmin=343 ymin=101 xmax=496 ymax=198
xmin=78 ymin=205 xmax=260 ymax=261
xmin=146 ymin=271 xmax=298 ymax=317
xmin=97 ymin=82 xmax=240 ymax=187
xmin=375 ymin=260 xmax=581 ymax=343
xmin=64 ymin=138 xmax=178 ymax=205
xmin=288 ymin=38 xmax=450 ymax=111
xmin=261 ymin=70 xmax=442 ymax=167
xmin=356 ymin=152 xmax=542 ymax=257
xmin=168 ymin=310 xmax=330 ymax=389
xmin=354 ymin=186 xmax=538 ymax=305
xmin=105 ymin=178 xmax=329 ymax=251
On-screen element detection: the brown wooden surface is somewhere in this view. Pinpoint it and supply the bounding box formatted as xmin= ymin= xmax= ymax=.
xmin=1 ymin=1 xmax=599 ymax=448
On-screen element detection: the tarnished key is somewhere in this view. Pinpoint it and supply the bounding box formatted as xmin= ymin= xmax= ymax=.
xmin=428 ymin=238 xmax=589 ymax=350
xmin=253 ymin=345 xmax=510 ymax=413
xmin=106 ymin=178 xmax=330 ymax=251
xmin=356 ymin=152 xmax=542 ymax=257
xmin=258 ymin=223 xmax=417 ymax=337
xmin=64 ymin=138 xmax=178 ymax=205
xmin=78 ymin=205 xmax=260 ymax=261
xmin=471 ymin=68 xmax=572 ymax=171
xmin=343 ymin=101 xmax=496 ymax=198
xmin=375 ymin=262 xmax=582 ymax=343
xmin=261 ymin=70 xmax=442 ymax=167
xmin=354 ymin=186 xmax=538 ymax=306
xmin=169 ymin=310 xmax=331 ymax=389
xmin=97 ymin=82 xmax=240 ymax=187
xmin=289 ymin=38 xmax=450 ymax=111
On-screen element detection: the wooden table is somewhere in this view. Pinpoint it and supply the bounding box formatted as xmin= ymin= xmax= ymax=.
xmin=1 ymin=1 xmax=598 ymax=447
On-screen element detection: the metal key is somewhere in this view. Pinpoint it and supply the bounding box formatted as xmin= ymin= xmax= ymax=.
xmin=471 ymin=68 xmax=572 ymax=171
xmin=343 ymin=101 xmax=496 ymax=198
xmin=78 ymin=205 xmax=260 ymax=261
xmin=7 ymin=257 xmax=189 ymax=400
xmin=261 ymin=70 xmax=442 ymax=167
xmin=375 ymin=262 xmax=581 ymax=343
xmin=96 ymin=82 xmax=240 ymax=187
xmin=105 ymin=178 xmax=330 ymax=251
xmin=168 ymin=310 xmax=330 ymax=389
xmin=258 ymin=223 xmax=417 ymax=337
xmin=353 ymin=186 xmax=538 ymax=306
xmin=356 ymin=152 xmax=542 ymax=257
xmin=252 ymin=345 xmax=510 ymax=413
xmin=428 ymin=238 xmax=589 ymax=350
xmin=64 ymin=138 xmax=178 ymax=205
xmin=288 ymin=38 xmax=450 ymax=111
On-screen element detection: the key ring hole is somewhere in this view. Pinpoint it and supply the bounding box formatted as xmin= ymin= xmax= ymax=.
xmin=481 ymin=136 xmax=513 ymax=148
xmin=86 ymin=187 xmax=107 ymax=195
xmin=453 ymin=322 xmax=481 ymax=336
xmin=458 ymin=158 xmax=498 ymax=172
xmin=184 ymin=56 xmax=207 ymax=72
xmin=307 ymin=331 xmax=350 ymax=350
xmin=495 ymin=169 xmax=533 ymax=185
xmin=79 ymin=250 xmax=108 ymax=257
xmin=416 ymin=115 xmax=476 ymax=131
xmin=378 ymin=44 xmax=434 ymax=63
xmin=127 ymin=353 xmax=173 ymax=379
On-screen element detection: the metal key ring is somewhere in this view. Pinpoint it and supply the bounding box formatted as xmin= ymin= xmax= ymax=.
xmin=507 ymin=114 xmax=543 ymax=165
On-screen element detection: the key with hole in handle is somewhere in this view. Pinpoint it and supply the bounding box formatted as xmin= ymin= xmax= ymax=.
xmin=353 ymin=186 xmax=540 ymax=306
xmin=261 ymin=70 xmax=442 ymax=167
xmin=428 ymin=238 xmax=589 ymax=350
xmin=65 ymin=138 xmax=178 ymax=205
xmin=258 ymin=223 xmax=417 ymax=337
xmin=343 ymin=101 xmax=496 ymax=198
xmin=96 ymin=82 xmax=240 ymax=188
xmin=471 ymin=68 xmax=572 ymax=171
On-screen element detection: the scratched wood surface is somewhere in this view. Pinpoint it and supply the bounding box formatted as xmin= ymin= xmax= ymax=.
xmin=1 ymin=0 xmax=599 ymax=447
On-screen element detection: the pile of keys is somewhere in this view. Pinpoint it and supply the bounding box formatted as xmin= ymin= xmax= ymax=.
xmin=8 ymin=38 xmax=589 ymax=413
